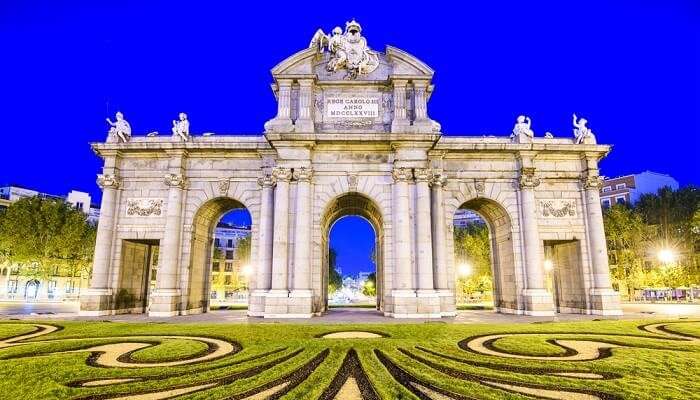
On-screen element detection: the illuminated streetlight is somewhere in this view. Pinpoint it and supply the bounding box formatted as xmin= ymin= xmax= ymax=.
xmin=657 ymin=249 xmax=676 ymax=265
xmin=458 ymin=263 xmax=472 ymax=277
xmin=543 ymin=259 xmax=554 ymax=272
xmin=240 ymin=264 xmax=252 ymax=277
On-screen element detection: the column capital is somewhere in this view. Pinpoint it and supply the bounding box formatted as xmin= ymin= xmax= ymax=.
xmin=293 ymin=167 xmax=314 ymax=182
xmin=164 ymin=173 xmax=187 ymax=189
xmin=96 ymin=174 xmax=121 ymax=190
xmin=271 ymin=167 xmax=292 ymax=182
xmin=414 ymin=168 xmax=434 ymax=183
xmin=580 ymin=172 xmax=603 ymax=189
xmin=430 ymin=173 xmax=447 ymax=187
xmin=392 ymin=167 xmax=413 ymax=182
xmin=257 ymin=173 xmax=276 ymax=188
xmin=518 ymin=167 xmax=540 ymax=189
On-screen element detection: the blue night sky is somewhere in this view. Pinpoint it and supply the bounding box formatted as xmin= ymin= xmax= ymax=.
xmin=1 ymin=2 xmax=698 ymax=276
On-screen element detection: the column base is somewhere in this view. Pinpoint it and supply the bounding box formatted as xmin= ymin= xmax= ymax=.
xmin=521 ymin=289 xmax=555 ymax=316
xmin=385 ymin=290 xmax=442 ymax=318
xmin=148 ymin=289 xmax=181 ymax=317
xmin=79 ymin=289 xmax=114 ymax=316
xmin=436 ymin=289 xmax=457 ymax=317
xmin=248 ymin=290 xmax=267 ymax=317
xmin=588 ymin=288 xmax=623 ymax=316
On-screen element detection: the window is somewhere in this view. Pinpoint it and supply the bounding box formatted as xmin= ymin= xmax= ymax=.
xmin=224 ymin=275 xmax=232 ymax=285
xmin=225 ymin=262 xmax=233 ymax=272
xmin=65 ymin=280 xmax=76 ymax=293
xmin=615 ymin=183 xmax=626 ymax=190
xmin=615 ymin=196 xmax=626 ymax=205
xmin=212 ymin=262 xmax=220 ymax=272
xmin=227 ymin=239 xmax=234 ymax=248
xmin=75 ymin=202 xmax=84 ymax=210
xmin=214 ymin=238 xmax=221 ymax=247
xmin=210 ymin=291 xmax=217 ymax=299
xmin=601 ymin=199 xmax=611 ymax=208
xmin=602 ymin=186 xmax=612 ymax=192
xmin=226 ymin=250 xmax=234 ymax=260
xmin=8 ymin=280 xmax=18 ymax=294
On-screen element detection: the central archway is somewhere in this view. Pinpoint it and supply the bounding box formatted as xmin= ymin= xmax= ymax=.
xmin=320 ymin=193 xmax=384 ymax=313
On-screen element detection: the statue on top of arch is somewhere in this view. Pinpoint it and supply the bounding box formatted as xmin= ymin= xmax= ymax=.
xmin=309 ymin=19 xmax=380 ymax=79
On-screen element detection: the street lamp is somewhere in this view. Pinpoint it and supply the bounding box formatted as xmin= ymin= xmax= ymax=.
xmin=543 ymin=259 xmax=554 ymax=272
xmin=657 ymin=249 xmax=676 ymax=265
xmin=240 ymin=264 xmax=252 ymax=277
xmin=458 ymin=263 xmax=472 ymax=277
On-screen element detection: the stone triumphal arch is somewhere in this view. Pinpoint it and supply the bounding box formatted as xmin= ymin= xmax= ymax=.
xmin=81 ymin=20 xmax=621 ymax=318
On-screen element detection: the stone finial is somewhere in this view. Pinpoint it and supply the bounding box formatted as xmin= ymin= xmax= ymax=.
xmin=414 ymin=168 xmax=434 ymax=182
xmin=391 ymin=167 xmax=413 ymax=182
xmin=164 ymin=173 xmax=187 ymax=189
xmin=271 ymin=167 xmax=293 ymax=182
xmin=217 ymin=178 xmax=230 ymax=196
xmin=293 ymin=167 xmax=314 ymax=182
xmin=96 ymin=174 xmax=121 ymax=189
xmin=518 ymin=167 xmax=540 ymax=189
xmin=105 ymin=112 xmax=131 ymax=143
xmin=580 ymin=173 xmax=603 ymax=189
xmin=257 ymin=173 xmax=276 ymax=188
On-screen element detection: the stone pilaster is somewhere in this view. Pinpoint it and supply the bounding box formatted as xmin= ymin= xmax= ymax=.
xmin=264 ymin=79 xmax=294 ymax=132
xmin=295 ymin=80 xmax=314 ymax=132
xmin=79 ymin=172 xmax=121 ymax=316
xmin=430 ymin=173 xmax=454 ymax=316
xmin=150 ymin=151 xmax=188 ymax=317
xmin=414 ymin=168 xmax=440 ymax=316
xmin=249 ymin=173 xmax=275 ymax=317
xmin=581 ymin=170 xmax=622 ymax=315
xmin=412 ymin=80 xmax=434 ymax=133
xmin=391 ymin=79 xmax=410 ymax=132
xmin=290 ymin=167 xmax=314 ymax=317
xmin=266 ymin=167 xmax=292 ymax=317
xmin=518 ymin=166 xmax=555 ymax=316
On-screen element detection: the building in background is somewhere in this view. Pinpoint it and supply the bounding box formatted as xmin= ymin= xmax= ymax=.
xmin=209 ymin=221 xmax=252 ymax=305
xmin=599 ymin=171 xmax=679 ymax=208
xmin=0 ymin=185 xmax=101 ymax=223
xmin=453 ymin=209 xmax=484 ymax=227
xmin=0 ymin=184 xmax=101 ymax=301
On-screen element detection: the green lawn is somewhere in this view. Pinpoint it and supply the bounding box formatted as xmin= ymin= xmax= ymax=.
xmin=0 ymin=319 xmax=697 ymax=399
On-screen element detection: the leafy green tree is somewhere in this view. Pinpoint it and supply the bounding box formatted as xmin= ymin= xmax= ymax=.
xmin=603 ymin=204 xmax=649 ymax=298
xmin=236 ymin=235 xmax=251 ymax=265
xmin=328 ymin=248 xmax=342 ymax=295
xmin=453 ymin=222 xmax=493 ymax=300
xmin=0 ymin=197 xmax=96 ymax=281
xmin=362 ymin=272 xmax=376 ymax=296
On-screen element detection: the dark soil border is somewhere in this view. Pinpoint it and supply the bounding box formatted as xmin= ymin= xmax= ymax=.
xmin=318 ymin=349 xmax=379 ymax=400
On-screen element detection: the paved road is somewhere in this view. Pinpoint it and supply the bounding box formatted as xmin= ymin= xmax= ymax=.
xmin=1 ymin=301 xmax=698 ymax=323
xmin=0 ymin=301 xmax=79 ymax=316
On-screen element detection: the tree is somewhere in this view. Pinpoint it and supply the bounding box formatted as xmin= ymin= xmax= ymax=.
xmin=603 ymin=204 xmax=649 ymax=298
xmin=0 ymin=197 xmax=96 ymax=281
xmin=327 ymin=248 xmax=342 ymax=295
xmin=453 ymin=222 xmax=493 ymax=300
xmin=362 ymin=272 xmax=376 ymax=296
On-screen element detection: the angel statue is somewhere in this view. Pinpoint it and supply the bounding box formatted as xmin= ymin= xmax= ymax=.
xmin=510 ymin=115 xmax=534 ymax=142
xmin=172 ymin=112 xmax=190 ymax=141
xmin=308 ymin=20 xmax=379 ymax=79
xmin=105 ymin=111 xmax=131 ymax=143
xmin=572 ymin=113 xmax=596 ymax=144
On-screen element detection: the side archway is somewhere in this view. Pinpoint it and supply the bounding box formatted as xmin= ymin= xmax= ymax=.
xmin=319 ymin=192 xmax=384 ymax=313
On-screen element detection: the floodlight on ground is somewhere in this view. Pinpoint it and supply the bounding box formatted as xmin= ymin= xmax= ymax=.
xmin=458 ymin=263 xmax=472 ymax=277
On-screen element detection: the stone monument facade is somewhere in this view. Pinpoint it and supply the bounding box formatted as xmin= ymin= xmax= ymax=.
xmin=81 ymin=21 xmax=621 ymax=318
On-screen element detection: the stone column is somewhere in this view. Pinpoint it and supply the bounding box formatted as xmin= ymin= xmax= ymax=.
xmin=518 ymin=166 xmax=555 ymax=316
xmin=430 ymin=173 xmax=453 ymax=315
xmin=582 ymin=171 xmax=622 ymax=315
xmin=150 ymin=170 xmax=187 ymax=316
xmin=269 ymin=167 xmax=292 ymax=293
xmin=249 ymin=173 xmax=275 ymax=317
xmin=414 ymin=169 xmax=435 ymax=291
xmin=392 ymin=167 xmax=413 ymax=291
xmin=80 ymin=172 xmax=121 ymax=315
xmin=415 ymin=168 xmax=440 ymax=316
xmin=290 ymin=167 xmax=314 ymax=316
xmin=391 ymin=79 xmax=410 ymax=132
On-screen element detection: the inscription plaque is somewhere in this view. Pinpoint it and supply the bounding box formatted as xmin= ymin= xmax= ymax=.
xmin=325 ymin=96 xmax=379 ymax=118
